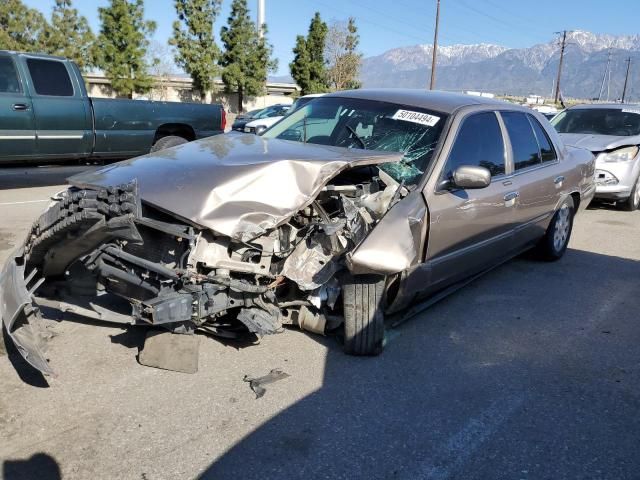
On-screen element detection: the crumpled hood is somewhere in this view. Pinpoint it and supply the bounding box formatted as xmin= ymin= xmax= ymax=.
xmin=558 ymin=133 xmax=640 ymax=152
xmin=70 ymin=132 xmax=401 ymax=241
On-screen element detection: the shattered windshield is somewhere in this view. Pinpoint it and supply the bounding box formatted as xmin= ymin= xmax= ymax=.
xmin=552 ymin=108 xmax=640 ymax=136
xmin=262 ymin=97 xmax=447 ymax=185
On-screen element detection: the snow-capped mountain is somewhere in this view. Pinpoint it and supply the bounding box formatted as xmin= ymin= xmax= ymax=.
xmin=360 ymin=31 xmax=640 ymax=100
xmin=368 ymin=43 xmax=508 ymax=71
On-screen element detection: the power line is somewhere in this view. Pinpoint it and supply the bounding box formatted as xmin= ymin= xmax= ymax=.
xmin=310 ymin=0 xmax=433 ymax=45
xmin=450 ymin=0 xmax=546 ymax=42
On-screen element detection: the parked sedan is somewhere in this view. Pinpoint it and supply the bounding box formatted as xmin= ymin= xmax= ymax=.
xmin=1 ymin=90 xmax=595 ymax=375
xmin=235 ymin=104 xmax=290 ymax=133
xmin=230 ymin=108 xmax=263 ymax=131
xmin=551 ymin=104 xmax=640 ymax=210
xmin=243 ymin=94 xmax=325 ymax=135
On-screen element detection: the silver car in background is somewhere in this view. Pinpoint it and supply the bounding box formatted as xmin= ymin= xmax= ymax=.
xmin=552 ymin=104 xmax=640 ymax=210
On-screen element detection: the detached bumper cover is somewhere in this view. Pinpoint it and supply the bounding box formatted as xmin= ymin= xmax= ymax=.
xmin=0 ymin=249 xmax=54 ymax=375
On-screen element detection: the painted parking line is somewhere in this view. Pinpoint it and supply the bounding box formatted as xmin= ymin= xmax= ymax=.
xmin=0 ymin=199 xmax=50 ymax=206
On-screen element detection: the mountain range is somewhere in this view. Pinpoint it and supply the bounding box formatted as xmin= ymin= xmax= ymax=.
xmin=359 ymin=31 xmax=640 ymax=101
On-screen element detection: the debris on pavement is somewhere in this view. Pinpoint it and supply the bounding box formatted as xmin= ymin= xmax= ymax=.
xmin=138 ymin=330 xmax=200 ymax=373
xmin=243 ymin=368 xmax=291 ymax=398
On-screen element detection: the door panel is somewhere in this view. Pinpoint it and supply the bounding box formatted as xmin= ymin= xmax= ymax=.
xmin=25 ymin=58 xmax=92 ymax=157
xmin=500 ymin=112 xmax=562 ymax=245
xmin=426 ymin=182 xmax=515 ymax=289
xmin=424 ymin=111 xmax=515 ymax=291
xmin=0 ymin=56 xmax=36 ymax=159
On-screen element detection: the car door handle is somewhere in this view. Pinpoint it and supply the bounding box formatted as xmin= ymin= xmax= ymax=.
xmin=504 ymin=191 xmax=520 ymax=202
xmin=12 ymin=103 xmax=29 ymax=111
xmin=554 ymin=175 xmax=565 ymax=185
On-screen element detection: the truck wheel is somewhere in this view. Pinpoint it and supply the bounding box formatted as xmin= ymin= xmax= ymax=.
xmin=619 ymin=173 xmax=640 ymax=211
xmin=536 ymin=196 xmax=574 ymax=261
xmin=150 ymin=135 xmax=188 ymax=153
xmin=342 ymin=274 xmax=385 ymax=356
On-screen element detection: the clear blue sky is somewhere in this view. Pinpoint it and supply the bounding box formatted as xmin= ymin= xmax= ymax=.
xmin=23 ymin=0 xmax=640 ymax=75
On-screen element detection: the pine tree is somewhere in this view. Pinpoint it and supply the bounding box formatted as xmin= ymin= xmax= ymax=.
xmin=220 ymin=0 xmax=276 ymax=112
xmin=289 ymin=12 xmax=329 ymax=95
xmin=171 ymin=0 xmax=221 ymax=102
xmin=0 ymin=0 xmax=49 ymax=52
xmin=326 ymin=17 xmax=362 ymax=91
xmin=290 ymin=35 xmax=311 ymax=95
xmin=43 ymin=0 xmax=95 ymax=72
xmin=94 ymin=0 xmax=157 ymax=98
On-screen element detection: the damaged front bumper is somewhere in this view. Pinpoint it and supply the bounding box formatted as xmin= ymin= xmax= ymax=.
xmin=1 ymin=248 xmax=53 ymax=375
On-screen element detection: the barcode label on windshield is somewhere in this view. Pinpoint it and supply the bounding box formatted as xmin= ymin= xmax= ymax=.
xmin=392 ymin=109 xmax=440 ymax=126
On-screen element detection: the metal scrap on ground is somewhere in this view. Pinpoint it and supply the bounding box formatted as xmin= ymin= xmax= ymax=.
xmin=243 ymin=368 xmax=291 ymax=398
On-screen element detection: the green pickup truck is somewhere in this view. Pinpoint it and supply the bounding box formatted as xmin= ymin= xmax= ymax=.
xmin=0 ymin=51 xmax=226 ymax=163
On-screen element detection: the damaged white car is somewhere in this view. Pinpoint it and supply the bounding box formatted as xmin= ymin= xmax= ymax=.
xmin=1 ymin=90 xmax=595 ymax=375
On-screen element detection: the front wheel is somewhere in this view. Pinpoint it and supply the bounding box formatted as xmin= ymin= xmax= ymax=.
xmin=536 ymin=197 xmax=575 ymax=261
xmin=342 ymin=274 xmax=386 ymax=356
xmin=619 ymin=173 xmax=640 ymax=211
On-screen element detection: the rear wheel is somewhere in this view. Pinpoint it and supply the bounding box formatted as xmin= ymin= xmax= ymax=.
xmin=150 ymin=135 xmax=188 ymax=153
xmin=536 ymin=196 xmax=574 ymax=261
xmin=619 ymin=173 xmax=640 ymax=211
xmin=342 ymin=274 xmax=385 ymax=356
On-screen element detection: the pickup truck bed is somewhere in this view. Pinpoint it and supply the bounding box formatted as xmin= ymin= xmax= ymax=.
xmin=0 ymin=51 xmax=225 ymax=163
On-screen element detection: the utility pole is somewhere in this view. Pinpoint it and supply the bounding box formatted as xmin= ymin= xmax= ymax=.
xmin=598 ymin=49 xmax=612 ymax=101
xmin=429 ymin=0 xmax=440 ymax=90
xmin=622 ymin=57 xmax=631 ymax=103
xmin=554 ymin=30 xmax=568 ymax=104
xmin=257 ymin=0 xmax=265 ymax=38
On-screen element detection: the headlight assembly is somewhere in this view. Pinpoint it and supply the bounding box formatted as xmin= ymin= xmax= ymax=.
xmin=598 ymin=146 xmax=639 ymax=163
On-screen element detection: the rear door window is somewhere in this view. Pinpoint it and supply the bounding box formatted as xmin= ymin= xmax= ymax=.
xmin=443 ymin=111 xmax=506 ymax=178
xmin=0 ymin=57 xmax=21 ymax=93
xmin=528 ymin=115 xmax=557 ymax=163
xmin=501 ymin=111 xmax=541 ymax=171
xmin=26 ymin=59 xmax=74 ymax=96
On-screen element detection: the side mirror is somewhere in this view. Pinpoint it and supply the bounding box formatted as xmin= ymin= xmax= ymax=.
xmin=452 ymin=165 xmax=491 ymax=189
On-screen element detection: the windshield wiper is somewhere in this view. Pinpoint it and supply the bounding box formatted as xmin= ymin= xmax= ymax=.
xmin=345 ymin=125 xmax=366 ymax=149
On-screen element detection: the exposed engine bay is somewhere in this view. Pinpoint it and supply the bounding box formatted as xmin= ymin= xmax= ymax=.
xmin=5 ymin=165 xmax=404 ymax=374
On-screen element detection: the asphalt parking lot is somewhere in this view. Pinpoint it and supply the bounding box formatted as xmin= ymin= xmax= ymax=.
xmin=1 ymin=164 xmax=639 ymax=480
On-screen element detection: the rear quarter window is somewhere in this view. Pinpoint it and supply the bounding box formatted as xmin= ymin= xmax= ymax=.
xmin=27 ymin=59 xmax=74 ymax=96
xmin=528 ymin=115 xmax=557 ymax=163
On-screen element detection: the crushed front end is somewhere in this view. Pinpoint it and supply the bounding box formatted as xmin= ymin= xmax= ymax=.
xmin=1 ymin=165 xmax=407 ymax=375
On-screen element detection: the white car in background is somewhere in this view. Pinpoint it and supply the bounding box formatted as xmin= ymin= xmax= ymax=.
xmin=244 ymin=93 xmax=325 ymax=135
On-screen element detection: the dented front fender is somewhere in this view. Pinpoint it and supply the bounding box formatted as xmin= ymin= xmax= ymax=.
xmin=346 ymin=191 xmax=427 ymax=276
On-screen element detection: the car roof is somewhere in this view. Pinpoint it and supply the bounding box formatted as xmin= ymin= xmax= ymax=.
xmin=567 ymin=103 xmax=640 ymax=110
xmin=324 ymin=88 xmax=510 ymax=114
xmin=0 ymin=50 xmax=68 ymax=61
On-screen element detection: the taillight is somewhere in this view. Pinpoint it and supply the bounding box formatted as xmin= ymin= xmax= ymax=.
xmin=220 ymin=108 xmax=227 ymax=131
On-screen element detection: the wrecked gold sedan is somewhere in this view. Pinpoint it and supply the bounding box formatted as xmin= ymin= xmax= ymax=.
xmin=1 ymin=90 xmax=595 ymax=375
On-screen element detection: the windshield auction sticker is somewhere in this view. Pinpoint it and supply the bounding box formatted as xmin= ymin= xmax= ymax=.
xmin=392 ymin=109 xmax=440 ymax=126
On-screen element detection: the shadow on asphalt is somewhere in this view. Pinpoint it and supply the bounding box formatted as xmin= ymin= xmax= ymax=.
xmin=200 ymin=248 xmax=640 ymax=479
xmin=0 ymin=164 xmax=102 ymax=190
xmin=1 ymin=324 xmax=49 ymax=388
xmin=3 ymin=452 xmax=61 ymax=480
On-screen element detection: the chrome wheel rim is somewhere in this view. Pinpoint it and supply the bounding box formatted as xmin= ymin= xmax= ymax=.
xmin=553 ymin=204 xmax=570 ymax=251
xmin=634 ymin=176 xmax=640 ymax=207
